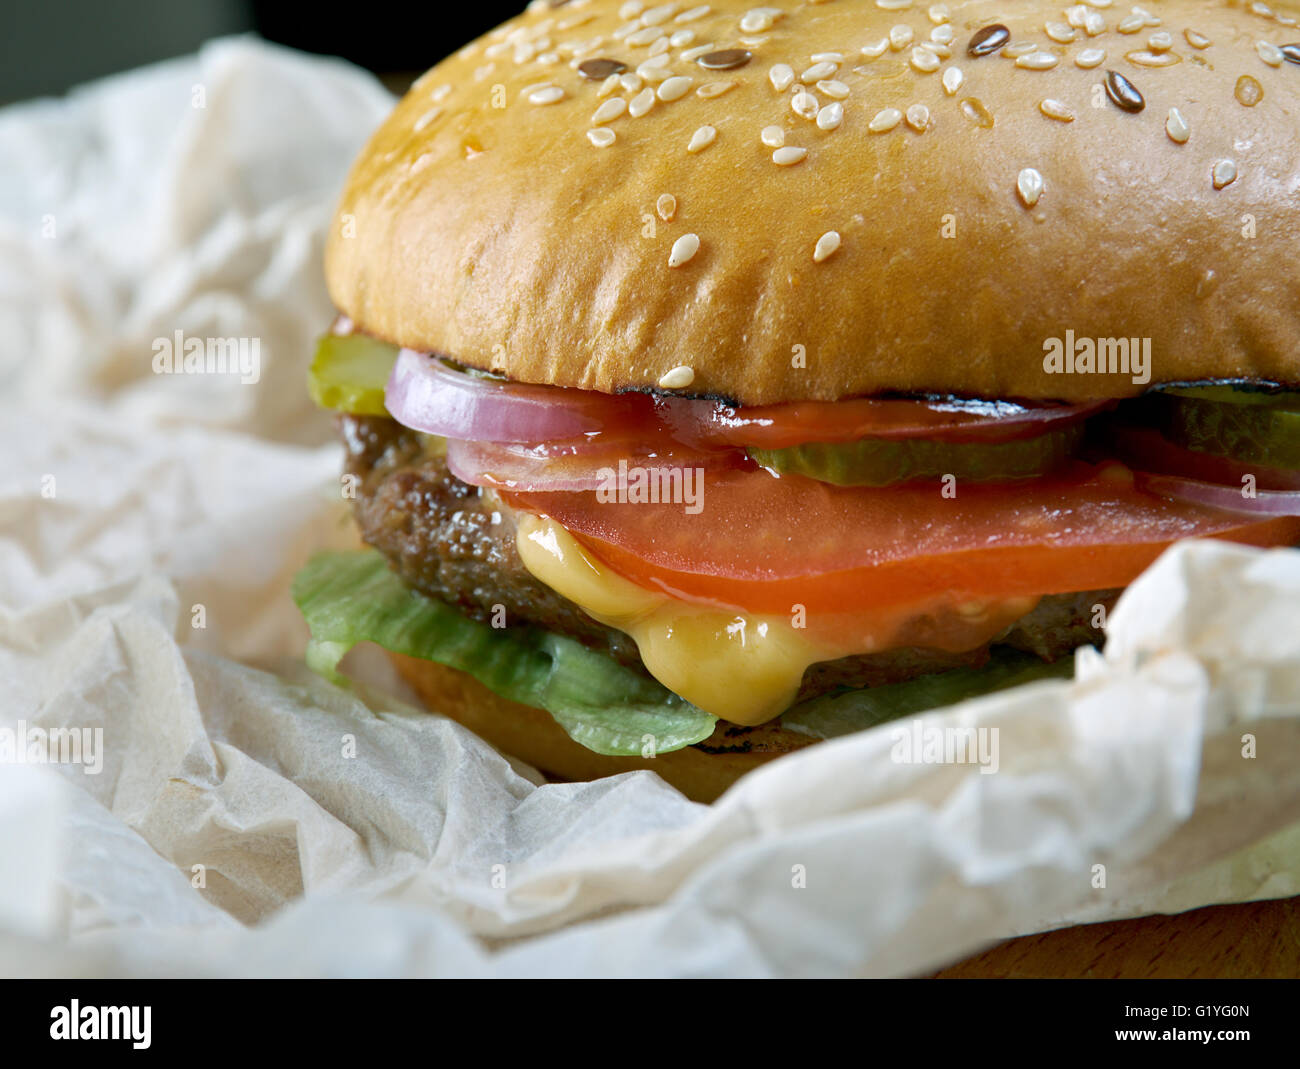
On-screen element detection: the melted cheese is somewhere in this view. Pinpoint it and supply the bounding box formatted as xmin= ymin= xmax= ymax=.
xmin=513 ymin=512 xmax=1040 ymax=726
xmin=515 ymin=513 xmax=827 ymax=724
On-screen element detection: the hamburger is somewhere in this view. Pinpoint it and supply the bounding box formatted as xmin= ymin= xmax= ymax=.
xmin=294 ymin=0 xmax=1300 ymax=802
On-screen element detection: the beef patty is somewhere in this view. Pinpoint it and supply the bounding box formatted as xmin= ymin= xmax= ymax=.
xmin=342 ymin=414 xmax=1118 ymax=703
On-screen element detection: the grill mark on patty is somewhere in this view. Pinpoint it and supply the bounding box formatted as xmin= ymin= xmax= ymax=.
xmin=342 ymin=415 xmax=1116 ymax=703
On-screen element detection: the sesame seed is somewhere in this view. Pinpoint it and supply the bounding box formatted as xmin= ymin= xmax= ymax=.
xmin=869 ymin=107 xmax=903 ymax=132
xmin=669 ymin=29 xmax=695 ymax=47
xmin=1039 ymin=98 xmax=1075 ymax=121
xmin=1212 ymin=159 xmax=1237 ymax=190
xmin=641 ymin=4 xmax=676 ymax=26
xmin=905 ymin=103 xmax=930 ymax=130
xmin=1165 ymin=107 xmax=1189 ymax=143
xmin=1066 ymin=5 xmax=1088 ymax=28
xmin=959 ymin=97 xmax=994 ymax=128
xmin=813 ymin=230 xmax=841 ymax=263
xmin=1016 ymin=167 xmax=1045 ymax=207
xmin=1075 ymin=48 xmax=1106 ymax=68
xmin=791 ymin=90 xmax=820 ymax=119
xmin=1184 ymin=28 xmax=1211 ymax=49
xmin=801 ymin=60 xmax=839 ymax=82
xmin=889 ymin=25 xmax=915 ymax=50
xmin=430 ymin=85 xmax=453 ymax=102
xmin=658 ymin=75 xmax=694 ymax=100
xmin=931 ymin=24 xmax=955 ymax=44
xmin=627 ymin=26 xmax=664 ymax=46
xmin=1084 ymin=11 xmax=1106 ymax=35
xmin=922 ymin=40 xmax=953 ymax=59
xmin=1257 ymin=41 xmax=1285 ymax=66
xmin=1236 ymin=74 xmax=1264 ymax=106
xmin=413 ymin=107 xmax=442 ymax=132
xmin=760 ymin=124 xmax=785 ymax=147
xmin=637 ymin=53 xmax=672 ymax=79
xmin=579 ymin=58 xmax=628 ymax=80
xmin=1105 ymin=69 xmax=1145 ymax=111
xmin=1147 ymin=31 xmax=1173 ymax=52
xmin=528 ymin=85 xmax=566 ymax=105
xmin=1016 ymin=51 xmax=1060 ymax=69
xmin=1045 ymin=21 xmax=1076 ymax=43
xmin=668 ymin=233 xmax=700 ymax=267
xmin=656 ymin=193 xmax=677 ymax=221
xmin=1003 ymin=42 xmax=1037 ymax=58
xmin=811 ymin=52 xmax=845 ymax=63
xmin=769 ymin=63 xmax=796 ymax=90
xmin=675 ymin=5 xmax=711 ymax=23
xmin=1117 ymin=14 xmax=1144 ymax=33
xmin=815 ymin=79 xmax=850 ymax=99
xmin=739 ymin=9 xmax=779 ymax=34
xmin=658 ymin=365 xmax=696 ymax=388
xmin=587 ymin=127 xmax=617 ymax=147
xmin=941 ymin=65 xmax=964 ymax=94
xmin=876 ymin=0 xmax=913 ymax=10
xmin=592 ymin=97 xmax=627 ymax=123
xmin=687 ymin=125 xmax=717 ymax=152
xmin=696 ymin=79 xmax=737 ymax=98
xmin=967 ymin=23 xmax=1010 ymax=57
xmin=816 ymin=101 xmax=844 ymax=129
xmin=618 ymin=1 xmax=644 ymax=19
xmin=680 ymin=43 xmax=716 ymax=61
xmin=1125 ymin=49 xmax=1179 ymax=67
xmin=620 ymin=72 xmax=643 ymax=92
xmin=860 ymin=38 xmax=890 ymax=59
xmin=648 ymin=37 xmax=671 ymax=57
xmin=928 ymin=3 xmax=951 ymax=24
xmin=773 ymin=145 xmax=808 ymax=165
xmin=911 ymin=46 xmax=942 ymax=72
xmin=699 ymin=48 xmax=753 ymax=69
xmin=629 ymin=87 xmax=657 ymax=116
xmin=598 ymin=74 xmax=622 ymax=97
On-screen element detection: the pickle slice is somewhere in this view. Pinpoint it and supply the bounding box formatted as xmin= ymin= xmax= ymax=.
xmin=749 ymin=424 xmax=1084 ymax=486
xmin=1159 ymin=389 xmax=1300 ymax=470
xmin=308 ymin=333 xmax=401 ymax=415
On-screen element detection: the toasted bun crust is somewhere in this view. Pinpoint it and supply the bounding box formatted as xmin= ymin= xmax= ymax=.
xmin=389 ymin=652 xmax=812 ymax=802
xmin=327 ymin=0 xmax=1300 ymax=404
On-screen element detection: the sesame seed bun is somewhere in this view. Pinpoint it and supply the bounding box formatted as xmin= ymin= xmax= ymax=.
xmin=326 ymin=0 xmax=1300 ymax=404
xmin=388 ymin=652 xmax=811 ymax=802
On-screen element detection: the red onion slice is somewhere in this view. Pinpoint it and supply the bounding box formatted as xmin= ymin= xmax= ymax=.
xmin=385 ymin=349 xmax=649 ymax=444
xmin=1135 ymin=472 xmax=1300 ymax=517
xmin=446 ymin=436 xmax=743 ymax=492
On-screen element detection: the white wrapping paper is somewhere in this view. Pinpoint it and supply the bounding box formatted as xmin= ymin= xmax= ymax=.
xmin=1 ymin=37 xmax=1298 ymax=978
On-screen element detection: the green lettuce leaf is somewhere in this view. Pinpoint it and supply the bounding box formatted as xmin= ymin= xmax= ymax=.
xmin=291 ymin=550 xmax=718 ymax=755
xmin=779 ymin=647 xmax=1077 ymax=740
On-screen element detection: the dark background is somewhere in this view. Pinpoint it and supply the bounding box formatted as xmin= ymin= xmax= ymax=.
xmin=0 ymin=0 xmax=529 ymax=103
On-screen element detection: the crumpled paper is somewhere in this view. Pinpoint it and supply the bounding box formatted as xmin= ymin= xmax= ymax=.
xmin=2 ymin=37 xmax=1298 ymax=978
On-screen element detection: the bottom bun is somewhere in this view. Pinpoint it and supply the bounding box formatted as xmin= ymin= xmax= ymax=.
xmin=388 ymin=652 xmax=816 ymax=803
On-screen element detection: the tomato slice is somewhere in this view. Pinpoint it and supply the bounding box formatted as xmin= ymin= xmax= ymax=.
xmin=501 ymin=462 xmax=1300 ymax=614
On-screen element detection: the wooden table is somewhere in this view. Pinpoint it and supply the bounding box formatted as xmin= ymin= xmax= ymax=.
xmin=933 ymin=897 xmax=1300 ymax=978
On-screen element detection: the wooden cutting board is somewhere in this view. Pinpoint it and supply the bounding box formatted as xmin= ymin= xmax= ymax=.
xmin=933 ymin=896 xmax=1300 ymax=978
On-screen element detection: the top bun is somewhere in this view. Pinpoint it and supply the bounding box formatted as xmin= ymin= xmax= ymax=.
xmin=326 ymin=0 xmax=1300 ymax=404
